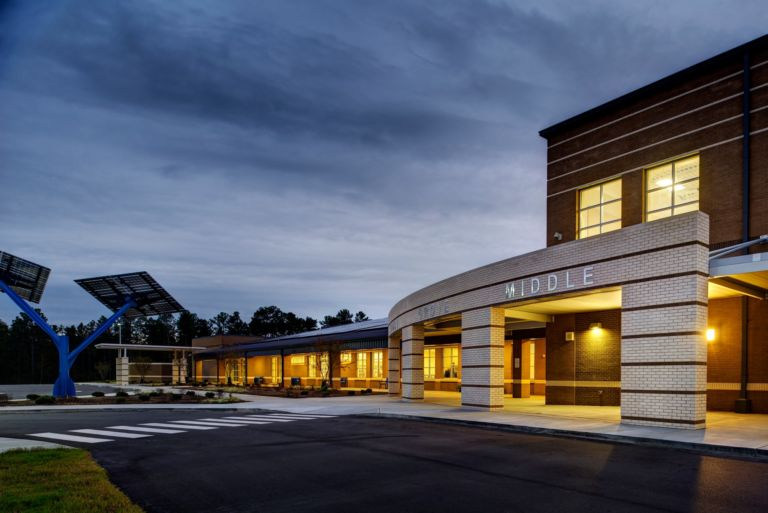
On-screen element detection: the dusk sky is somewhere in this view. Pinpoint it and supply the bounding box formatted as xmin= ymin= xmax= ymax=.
xmin=1 ymin=1 xmax=766 ymax=326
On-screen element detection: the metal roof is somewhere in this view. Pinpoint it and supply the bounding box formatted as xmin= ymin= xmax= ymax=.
xmin=195 ymin=318 xmax=388 ymax=357
xmin=95 ymin=343 xmax=207 ymax=353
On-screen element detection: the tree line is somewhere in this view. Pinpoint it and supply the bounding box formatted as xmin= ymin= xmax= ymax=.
xmin=0 ymin=306 xmax=369 ymax=385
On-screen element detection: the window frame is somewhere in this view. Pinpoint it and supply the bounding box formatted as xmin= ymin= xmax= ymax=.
xmin=356 ymin=351 xmax=368 ymax=379
xmin=644 ymin=155 xmax=700 ymax=221
xmin=424 ymin=347 xmax=436 ymax=380
xmin=577 ymin=178 xmax=622 ymax=239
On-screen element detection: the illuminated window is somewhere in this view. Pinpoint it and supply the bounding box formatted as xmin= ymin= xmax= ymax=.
xmin=308 ymin=354 xmax=317 ymax=378
xmin=357 ymin=352 xmax=368 ymax=378
xmin=271 ymin=356 xmax=280 ymax=382
xmin=424 ymin=348 xmax=436 ymax=379
xmin=290 ymin=354 xmax=305 ymax=365
xmin=320 ymin=352 xmax=329 ymax=380
xmin=578 ymin=178 xmax=622 ymax=239
xmin=372 ymin=351 xmax=383 ymax=379
xmin=646 ymin=155 xmax=699 ymax=221
xmin=340 ymin=352 xmax=353 ymax=365
xmin=443 ymin=346 xmax=459 ymax=378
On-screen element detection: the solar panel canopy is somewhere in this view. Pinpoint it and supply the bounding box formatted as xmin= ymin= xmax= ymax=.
xmin=0 ymin=251 xmax=51 ymax=303
xmin=75 ymin=272 xmax=185 ymax=318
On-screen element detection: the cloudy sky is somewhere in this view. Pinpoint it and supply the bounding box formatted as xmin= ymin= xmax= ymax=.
xmin=1 ymin=1 xmax=766 ymax=326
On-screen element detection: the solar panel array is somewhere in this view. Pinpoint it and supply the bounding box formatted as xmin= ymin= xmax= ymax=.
xmin=75 ymin=272 xmax=185 ymax=318
xmin=0 ymin=251 xmax=51 ymax=304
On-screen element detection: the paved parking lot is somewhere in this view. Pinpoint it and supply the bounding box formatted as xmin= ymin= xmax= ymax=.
xmin=1 ymin=409 xmax=767 ymax=513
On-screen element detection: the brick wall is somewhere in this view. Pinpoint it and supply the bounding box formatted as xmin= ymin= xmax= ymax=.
xmin=543 ymin=40 xmax=768 ymax=249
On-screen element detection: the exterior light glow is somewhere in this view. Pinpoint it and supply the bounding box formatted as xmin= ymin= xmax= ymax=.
xmin=589 ymin=322 xmax=602 ymax=331
xmin=706 ymin=328 xmax=716 ymax=342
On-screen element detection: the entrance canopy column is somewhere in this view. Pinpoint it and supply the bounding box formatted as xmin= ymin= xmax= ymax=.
xmin=388 ymin=334 xmax=401 ymax=396
xmin=401 ymin=325 xmax=424 ymax=401
xmin=461 ymin=307 xmax=505 ymax=409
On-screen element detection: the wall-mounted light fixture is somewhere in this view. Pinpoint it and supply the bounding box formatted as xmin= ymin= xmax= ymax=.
xmin=706 ymin=328 xmax=716 ymax=342
xmin=553 ymin=231 xmax=563 ymax=241
xmin=565 ymin=331 xmax=575 ymax=341
xmin=589 ymin=322 xmax=602 ymax=331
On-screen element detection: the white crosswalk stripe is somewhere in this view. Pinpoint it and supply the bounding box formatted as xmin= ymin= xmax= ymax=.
xmin=268 ymin=413 xmax=334 ymax=420
xmin=141 ymin=422 xmax=217 ymax=430
xmin=245 ymin=415 xmax=296 ymax=422
xmin=71 ymin=429 xmax=151 ymax=439
xmin=107 ymin=425 xmax=187 ymax=434
xmin=216 ymin=417 xmax=270 ymax=425
xmin=169 ymin=420 xmax=247 ymax=427
xmin=24 ymin=412 xmax=339 ymax=446
xmin=29 ymin=432 xmax=113 ymax=443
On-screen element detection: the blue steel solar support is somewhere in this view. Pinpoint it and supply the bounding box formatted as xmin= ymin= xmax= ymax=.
xmin=0 ymin=279 xmax=136 ymax=398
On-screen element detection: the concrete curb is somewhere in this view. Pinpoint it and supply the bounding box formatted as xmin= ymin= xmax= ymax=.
xmin=365 ymin=412 xmax=768 ymax=462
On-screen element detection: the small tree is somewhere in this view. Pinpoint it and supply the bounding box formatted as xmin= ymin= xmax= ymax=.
xmin=94 ymin=361 xmax=111 ymax=381
xmin=133 ymin=356 xmax=153 ymax=384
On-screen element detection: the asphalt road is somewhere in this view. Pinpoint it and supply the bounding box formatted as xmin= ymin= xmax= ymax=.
xmin=1 ymin=409 xmax=767 ymax=513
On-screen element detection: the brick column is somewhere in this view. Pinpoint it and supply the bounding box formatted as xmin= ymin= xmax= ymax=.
xmin=388 ymin=334 xmax=401 ymax=396
xmin=172 ymin=353 xmax=188 ymax=384
xmin=620 ymin=244 xmax=709 ymax=429
xmin=116 ymin=356 xmax=129 ymax=386
xmin=401 ymin=325 xmax=424 ymax=401
xmin=511 ymin=339 xmax=531 ymax=398
xmin=461 ymin=307 xmax=505 ymax=409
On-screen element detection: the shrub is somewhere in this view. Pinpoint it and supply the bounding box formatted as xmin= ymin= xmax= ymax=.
xmin=138 ymin=394 xmax=150 ymax=401
xmin=347 ymin=391 xmax=355 ymax=396
xmin=115 ymin=397 xmax=126 ymax=404
xmin=115 ymin=390 xmax=129 ymax=398
xmin=185 ymin=390 xmax=196 ymax=397
xmin=35 ymin=395 xmax=55 ymax=405
xmin=300 ymin=390 xmax=309 ymax=396
xmin=170 ymin=393 xmax=182 ymax=400
xmin=26 ymin=394 xmax=40 ymax=401
xmin=365 ymin=388 xmax=373 ymax=394
xmin=149 ymin=391 xmax=160 ymax=398
xmin=204 ymin=392 xmax=216 ymax=399
xmin=91 ymin=391 xmax=105 ymax=397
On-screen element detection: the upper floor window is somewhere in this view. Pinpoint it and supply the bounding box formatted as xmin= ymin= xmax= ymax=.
xmin=645 ymin=155 xmax=699 ymax=221
xmin=578 ymin=178 xmax=622 ymax=239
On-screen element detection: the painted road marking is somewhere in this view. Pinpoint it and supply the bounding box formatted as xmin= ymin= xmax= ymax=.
xmin=107 ymin=425 xmax=187 ymax=434
xmin=29 ymin=432 xmax=113 ymax=443
xmin=71 ymin=429 xmax=151 ymax=439
xmin=245 ymin=415 xmax=296 ymax=422
xmin=169 ymin=420 xmax=247 ymax=427
xmin=141 ymin=423 xmax=217 ymax=430
xmin=268 ymin=413 xmax=333 ymax=420
xmin=196 ymin=418 xmax=270 ymax=425
xmin=213 ymin=417 xmax=270 ymax=425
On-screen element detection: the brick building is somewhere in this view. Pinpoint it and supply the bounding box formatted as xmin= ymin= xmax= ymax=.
xmin=192 ymin=35 xmax=767 ymax=430
xmin=387 ymin=34 xmax=768 ymax=429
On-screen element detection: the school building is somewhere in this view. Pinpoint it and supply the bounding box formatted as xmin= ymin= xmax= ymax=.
xmin=193 ymin=34 xmax=768 ymax=429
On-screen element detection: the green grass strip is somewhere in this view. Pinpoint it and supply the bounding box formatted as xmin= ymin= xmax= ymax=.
xmin=0 ymin=448 xmax=143 ymax=513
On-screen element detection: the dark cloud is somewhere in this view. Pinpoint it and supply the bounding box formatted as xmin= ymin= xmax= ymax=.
xmin=0 ymin=0 xmax=766 ymax=324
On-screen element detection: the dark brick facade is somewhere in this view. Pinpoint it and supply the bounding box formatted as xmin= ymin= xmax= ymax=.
xmin=546 ymin=310 xmax=621 ymax=406
xmin=541 ymin=35 xmax=768 ymax=413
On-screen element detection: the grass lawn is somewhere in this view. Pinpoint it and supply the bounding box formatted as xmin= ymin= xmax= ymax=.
xmin=0 ymin=448 xmax=143 ymax=513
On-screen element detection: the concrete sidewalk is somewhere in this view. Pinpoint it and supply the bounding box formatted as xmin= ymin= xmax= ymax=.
xmin=2 ymin=387 xmax=767 ymax=458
